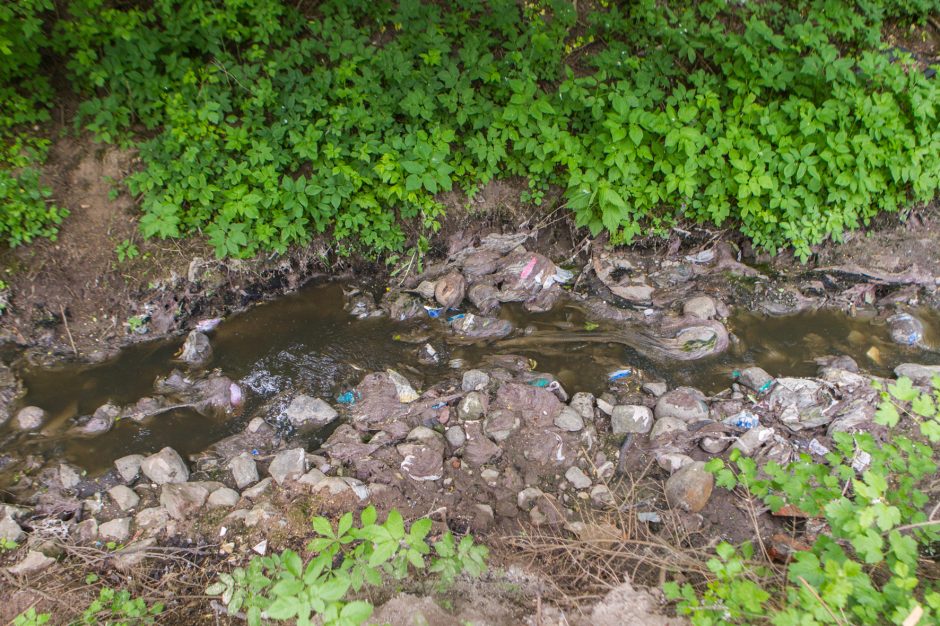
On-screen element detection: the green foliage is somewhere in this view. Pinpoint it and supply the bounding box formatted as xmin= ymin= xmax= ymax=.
xmin=49 ymin=0 xmax=940 ymax=259
xmin=12 ymin=608 xmax=50 ymax=626
xmin=667 ymin=376 xmax=940 ymax=624
xmin=0 ymin=536 xmax=17 ymax=551
xmin=114 ymin=239 xmax=139 ymax=263
xmin=206 ymin=506 xmax=489 ymax=626
xmin=78 ymin=585 xmax=164 ymax=625
xmin=0 ymin=0 xmax=66 ymax=248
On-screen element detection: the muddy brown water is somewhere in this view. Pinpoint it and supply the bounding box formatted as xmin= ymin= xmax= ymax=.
xmin=4 ymin=282 xmax=940 ymax=481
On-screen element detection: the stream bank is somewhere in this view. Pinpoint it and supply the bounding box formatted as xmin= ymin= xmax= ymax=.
xmin=3 ymin=215 xmax=940 ymax=623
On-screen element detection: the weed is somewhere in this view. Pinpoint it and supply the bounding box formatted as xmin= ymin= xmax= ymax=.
xmin=206 ymin=506 xmax=488 ymax=626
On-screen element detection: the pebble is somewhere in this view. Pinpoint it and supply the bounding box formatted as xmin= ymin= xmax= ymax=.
xmin=457 ymin=392 xmax=486 ymax=420
xmin=590 ymin=485 xmax=614 ymax=508
xmin=445 ymin=426 xmax=466 ymax=448
xmin=114 ymin=454 xmax=145 ymax=484
xmin=268 ymin=448 xmax=307 ymax=485
xmin=665 ymin=461 xmax=714 ymax=513
xmin=108 ymin=485 xmax=140 ymax=511
xmin=517 ymin=487 xmax=544 ymax=510
xmin=462 ymin=370 xmax=490 ymax=392
xmin=15 ymin=406 xmax=46 ymax=430
xmin=649 ymin=416 xmax=688 ymax=440
xmin=7 ymin=550 xmax=55 ymax=576
xmin=0 ymin=515 xmax=23 ymax=543
xmin=207 ymin=487 xmax=241 ymax=508
xmin=98 ymin=518 xmax=132 ymax=542
xmin=656 ymin=453 xmax=694 ymax=474
xmin=227 ymin=454 xmax=259 ymax=489
xmin=160 ymin=483 xmax=209 ymax=520
xmin=565 ymin=466 xmax=592 ymax=490
xmin=569 ymin=392 xmax=595 ymax=420
xmin=641 ymin=382 xmax=668 ymax=397
xmin=242 ymin=477 xmax=273 ymax=500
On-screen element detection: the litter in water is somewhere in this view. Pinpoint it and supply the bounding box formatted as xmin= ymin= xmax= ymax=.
xmin=608 ymin=369 xmax=632 ymax=381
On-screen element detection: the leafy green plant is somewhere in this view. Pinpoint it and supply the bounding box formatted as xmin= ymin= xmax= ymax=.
xmin=0 ymin=0 xmax=66 ymax=248
xmin=47 ymin=0 xmax=939 ymax=260
xmin=125 ymin=315 xmax=146 ymax=334
xmin=665 ymin=376 xmax=940 ymax=624
xmin=11 ymin=608 xmax=50 ymax=626
xmin=0 ymin=536 xmax=17 ymax=551
xmin=114 ymin=239 xmax=139 ymax=263
xmin=206 ymin=506 xmax=488 ymax=626
xmin=78 ymin=585 xmax=164 ymax=625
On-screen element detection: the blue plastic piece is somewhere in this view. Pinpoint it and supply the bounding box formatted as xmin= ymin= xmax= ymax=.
xmin=723 ymin=411 xmax=759 ymax=430
xmin=446 ymin=313 xmax=465 ymax=323
xmin=424 ymin=306 xmax=444 ymax=319
xmin=608 ymin=369 xmax=632 ymax=381
xmin=527 ymin=378 xmax=551 ymax=388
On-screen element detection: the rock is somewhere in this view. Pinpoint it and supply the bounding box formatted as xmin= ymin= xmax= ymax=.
xmin=179 ymin=330 xmax=213 ymax=367
xmin=700 ymin=436 xmax=729 ymax=454
xmin=398 ymin=441 xmax=445 ymax=482
xmin=435 ymin=271 xmax=467 ymax=309
xmin=298 ymin=468 xmax=327 ymax=489
xmin=468 ymin=283 xmax=501 ymax=315
xmin=450 ymin=314 xmax=514 ymax=341
xmin=7 ymin=550 xmax=55 ymax=576
xmin=471 ymin=504 xmax=495 ymax=532
xmin=732 ymin=427 xmax=775 ymax=456
xmin=245 ymin=502 xmax=279 ymax=527
xmin=387 ymin=369 xmax=419 ymax=403
xmin=517 ymin=487 xmax=544 ymax=510
xmin=0 ymin=515 xmax=23 ymax=543
xmin=445 ymin=426 xmax=466 ymax=448
xmin=480 ymin=468 xmax=499 ymax=483
xmin=462 ymin=370 xmax=490 ymax=392
xmin=114 ymin=454 xmax=145 ymax=484
xmin=79 ymin=403 xmax=120 ymax=435
xmin=529 ymin=494 xmax=566 ymax=526
xmin=227 ymin=453 xmax=259 ymax=489
xmin=207 ymin=487 xmax=241 ymax=508
xmin=73 ymin=519 xmax=98 ymax=542
xmin=895 ymin=363 xmax=940 ymax=386
xmin=887 ymin=313 xmax=924 ymax=346
xmin=482 ymin=410 xmax=520 ymax=443
xmin=59 ymin=464 xmax=82 ymax=490
xmin=268 ymin=448 xmax=306 ymax=485
xmin=654 ymin=387 xmax=709 ymax=422
xmin=457 ymin=392 xmax=486 ymax=420
xmin=242 ymin=477 xmax=273 ymax=500
xmin=683 ymin=296 xmax=717 ymax=320
xmin=384 ymin=291 xmax=424 ymax=321
xmin=463 ymin=421 xmax=502 ymax=466
xmin=15 ymin=406 xmax=46 ymax=430
xmin=665 ymin=461 xmax=713 ymax=513
xmin=569 ymin=392 xmax=595 ymax=420
xmin=611 ymin=405 xmax=654 ymax=434
xmin=135 ymin=507 xmax=169 ymax=535
xmin=285 ymin=395 xmax=338 ymax=429
xmin=98 ymin=518 xmax=131 ymax=542
xmin=554 ymin=406 xmax=585 ymax=432
xmin=565 ymin=466 xmax=592 ymax=490
xmin=160 ymin=483 xmax=209 ymax=520
xmin=590 ymin=485 xmax=615 ymax=508
xmin=108 ymin=485 xmax=140 ymax=511
xmin=641 ymin=382 xmax=668 ymax=397
xmin=649 ymin=416 xmax=688 ymax=440
xmin=737 ymin=367 xmax=774 ymax=394
xmin=140 ymin=447 xmax=190 ymax=484
xmin=656 ymin=453 xmax=694 ymax=474
xmin=596 ymin=397 xmax=614 ymax=415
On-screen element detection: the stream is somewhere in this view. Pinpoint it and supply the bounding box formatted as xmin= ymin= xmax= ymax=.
xmin=3 ymin=281 xmax=940 ymax=484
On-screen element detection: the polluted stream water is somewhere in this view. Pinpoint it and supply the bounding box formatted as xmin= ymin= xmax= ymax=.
xmin=3 ymin=281 xmax=940 ymax=487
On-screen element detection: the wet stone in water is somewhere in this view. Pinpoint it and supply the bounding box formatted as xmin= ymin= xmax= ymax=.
xmin=179 ymin=330 xmax=213 ymax=367
xmin=15 ymin=406 xmax=46 ymax=430
xmin=887 ymin=313 xmax=924 ymax=346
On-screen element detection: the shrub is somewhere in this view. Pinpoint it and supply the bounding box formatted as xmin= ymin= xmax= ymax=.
xmin=666 ymin=376 xmax=940 ymax=624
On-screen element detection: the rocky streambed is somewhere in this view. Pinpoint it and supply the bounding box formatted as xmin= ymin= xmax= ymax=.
xmin=1 ymin=232 xmax=940 ymax=623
